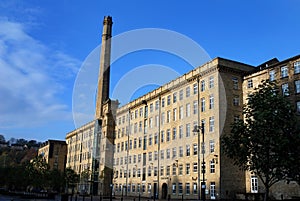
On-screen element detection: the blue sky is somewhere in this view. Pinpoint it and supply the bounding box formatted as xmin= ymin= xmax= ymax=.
xmin=0 ymin=0 xmax=299 ymax=142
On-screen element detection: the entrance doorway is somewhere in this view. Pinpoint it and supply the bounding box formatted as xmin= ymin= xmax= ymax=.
xmin=161 ymin=183 xmax=168 ymax=199
xmin=154 ymin=183 xmax=157 ymax=199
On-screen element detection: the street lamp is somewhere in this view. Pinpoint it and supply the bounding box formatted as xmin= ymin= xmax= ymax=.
xmin=193 ymin=122 xmax=205 ymax=201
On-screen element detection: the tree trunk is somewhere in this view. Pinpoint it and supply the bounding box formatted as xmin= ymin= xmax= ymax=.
xmin=264 ymin=185 xmax=269 ymax=201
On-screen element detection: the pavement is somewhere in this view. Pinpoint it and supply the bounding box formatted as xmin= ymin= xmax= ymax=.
xmin=67 ymin=195 xmax=184 ymax=201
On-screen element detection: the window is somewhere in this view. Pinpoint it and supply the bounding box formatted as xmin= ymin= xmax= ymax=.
xmin=186 ymin=86 xmax=191 ymax=98
xmin=232 ymin=77 xmax=238 ymax=89
xmin=186 ymin=163 xmax=190 ymax=174
xmin=149 ymin=117 xmax=153 ymax=128
xmin=186 ymin=145 xmax=190 ymax=156
xmin=193 ymin=183 xmax=197 ymax=195
xmin=172 ymin=127 xmax=177 ymax=140
xmin=148 ymin=152 xmax=152 ymax=161
xmin=173 ymin=108 xmax=177 ymax=121
xmin=209 ymin=116 xmax=215 ymax=132
xmin=251 ymin=176 xmax=258 ymax=193
xmin=154 ymin=133 xmax=158 ymax=144
xmin=201 ymin=98 xmax=205 ymax=112
xmin=167 ymin=110 xmax=171 ymax=123
xmin=193 ymin=83 xmax=198 ymax=94
xmin=295 ymin=80 xmax=300 ymax=94
xmin=162 ymin=98 xmax=165 ymax=107
xmin=173 ymin=92 xmax=177 ymax=103
xmin=209 ymin=94 xmax=214 ymax=109
xmin=155 ymin=100 xmax=159 ymax=110
xmin=148 ymin=183 xmax=151 ymax=193
xmin=186 ymin=183 xmax=190 ymax=195
xmin=282 ymin=83 xmax=289 ymax=96
xmin=144 ymin=119 xmax=148 ymax=134
xmin=149 ymin=103 xmax=153 ymax=113
xmin=210 ymin=182 xmax=216 ymax=199
xmin=201 ymin=80 xmax=205 ymax=92
xmin=172 ymin=164 xmax=177 ymax=175
xmin=167 ymin=129 xmax=170 ymax=141
xmin=247 ymin=79 xmax=253 ymax=88
xmin=179 ymin=89 xmax=183 ymax=100
xmin=160 ymin=150 xmax=164 ymax=159
xmin=166 ymin=149 xmax=170 ymax=159
xmin=161 ymin=112 xmax=165 ymax=125
xmin=178 ymin=164 xmax=183 ymax=175
xmin=161 ymin=131 xmax=164 ymax=143
xmin=139 ymin=121 xmax=143 ymax=132
xmin=210 ymin=140 xmax=215 ymax=153
xmin=139 ymin=108 xmax=143 ymax=117
xmin=160 ymin=166 xmax=164 ymax=176
xmin=155 ymin=115 xmax=159 ymax=127
xmin=193 ymin=162 xmax=197 ymax=172
xmin=166 ymin=166 xmax=170 ymax=176
xmin=193 ymin=100 xmax=198 ymax=114
xmin=137 ymin=168 xmax=141 ymax=177
xmin=179 ymin=125 xmax=183 ymax=139
xmin=281 ymin=66 xmax=288 ymax=78
xmin=179 ymin=146 xmax=183 ymax=157
xmin=148 ymin=135 xmax=152 ymax=146
xmin=172 ymin=147 xmax=177 ymax=158
xmin=209 ymin=76 xmax=214 ymax=88
xmin=186 ymin=123 xmax=190 ymax=137
xmin=179 ymin=106 xmax=183 ymax=119
xmin=154 ymin=151 xmax=158 ymax=160
xmin=167 ymin=95 xmax=171 ymax=105
xmin=210 ymin=160 xmax=215 ymax=173
xmin=148 ymin=166 xmax=152 ymax=176
xmin=142 ymin=184 xmax=145 ymax=192
xmin=172 ymin=183 xmax=176 ymax=194
xmin=193 ymin=143 xmax=197 ymax=155
xmin=186 ymin=103 xmax=191 ymax=117
xmin=297 ymin=101 xmax=300 ymax=113
xmin=269 ymin=70 xmax=275 ymax=81
xmin=295 ymin=61 xmax=300 ymax=74
xmin=143 ymin=136 xmax=147 ymax=150
xmin=233 ymin=96 xmax=240 ymax=106
xmin=178 ymin=183 xmax=183 ymax=194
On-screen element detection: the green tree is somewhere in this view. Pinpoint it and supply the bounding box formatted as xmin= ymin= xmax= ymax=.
xmin=0 ymin=134 xmax=5 ymax=143
xmin=64 ymin=168 xmax=79 ymax=193
xmin=222 ymin=80 xmax=300 ymax=201
xmin=26 ymin=155 xmax=50 ymax=190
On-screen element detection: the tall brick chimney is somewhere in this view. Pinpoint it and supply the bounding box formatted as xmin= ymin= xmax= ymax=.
xmin=95 ymin=16 xmax=113 ymax=119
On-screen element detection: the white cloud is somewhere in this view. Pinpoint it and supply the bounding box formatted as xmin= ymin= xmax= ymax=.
xmin=0 ymin=19 xmax=81 ymax=129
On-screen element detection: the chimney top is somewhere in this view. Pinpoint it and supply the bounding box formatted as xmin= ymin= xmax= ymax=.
xmin=103 ymin=16 xmax=113 ymax=25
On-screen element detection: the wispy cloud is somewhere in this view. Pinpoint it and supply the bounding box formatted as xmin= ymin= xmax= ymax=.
xmin=0 ymin=19 xmax=81 ymax=129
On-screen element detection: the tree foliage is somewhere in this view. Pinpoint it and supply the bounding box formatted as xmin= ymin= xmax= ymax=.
xmin=222 ymin=80 xmax=300 ymax=200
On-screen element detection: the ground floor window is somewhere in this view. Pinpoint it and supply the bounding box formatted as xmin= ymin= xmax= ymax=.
xmin=210 ymin=182 xmax=216 ymax=199
xmin=193 ymin=182 xmax=197 ymax=194
xmin=251 ymin=176 xmax=258 ymax=193
xmin=178 ymin=183 xmax=183 ymax=194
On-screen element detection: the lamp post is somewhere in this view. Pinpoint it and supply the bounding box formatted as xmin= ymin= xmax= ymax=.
xmin=200 ymin=123 xmax=205 ymax=201
xmin=125 ymin=109 xmax=130 ymax=197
